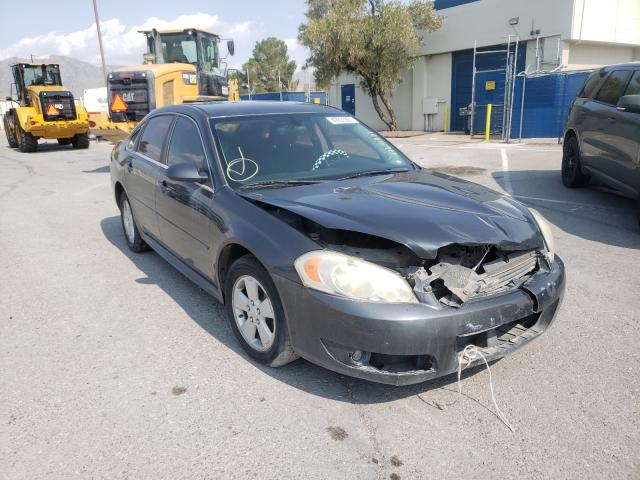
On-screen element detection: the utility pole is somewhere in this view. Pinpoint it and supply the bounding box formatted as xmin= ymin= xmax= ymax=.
xmin=246 ymin=68 xmax=251 ymax=100
xmin=92 ymin=0 xmax=108 ymax=86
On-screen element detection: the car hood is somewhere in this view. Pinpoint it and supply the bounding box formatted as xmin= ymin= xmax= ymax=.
xmin=240 ymin=170 xmax=544 ymax=259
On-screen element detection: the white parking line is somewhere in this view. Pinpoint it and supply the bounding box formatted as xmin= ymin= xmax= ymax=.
xmin=513 ymin=194 xmax=633 ymax=212
xmin=500 ymin=148 xmax=514 ymax=195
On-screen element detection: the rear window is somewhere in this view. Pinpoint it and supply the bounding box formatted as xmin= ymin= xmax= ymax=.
xmin=595 ymin=70 xmax=632 ymax=105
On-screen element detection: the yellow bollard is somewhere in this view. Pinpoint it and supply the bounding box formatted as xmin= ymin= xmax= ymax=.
xmin=443 ymin=106 xmax=449 ymax=133
xmin=485 ymin=103 xmax=492 ymax=142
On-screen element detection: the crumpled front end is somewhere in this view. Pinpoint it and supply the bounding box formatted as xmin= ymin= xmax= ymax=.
xmin=259 ymin=203 xmax=564 ymax=385
xmin=274 ymin=245 xmax=565 ymax=386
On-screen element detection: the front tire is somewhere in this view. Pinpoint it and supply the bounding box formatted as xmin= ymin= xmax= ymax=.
xmin=225 ymin=255 xmax=297 ymax=367
xmin=119 ymin=192 xmax=149 ymax=253
xmin=562 ymin=136 xmax=590 ymax=188
xmin=71 ymin=133 xmax=90 ymax=149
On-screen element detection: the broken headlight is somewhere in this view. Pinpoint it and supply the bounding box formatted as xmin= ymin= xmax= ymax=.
xmin=294 ymin=251 xmax=418 ymax=303
xmin=530 ymin=209 xmax=555 ymax=263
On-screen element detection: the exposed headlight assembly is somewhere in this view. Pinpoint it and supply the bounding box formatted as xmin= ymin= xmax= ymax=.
xmin=530 ymin=209 xmax=555 ymax=263
xmin=294 ymin=251 xmax=418 ymax=303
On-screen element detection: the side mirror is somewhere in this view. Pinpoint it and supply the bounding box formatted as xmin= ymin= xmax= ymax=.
xmin=227 ymin=40 xmax=235 ymax=56
xmin=166 ymin=163 xmax=208 ymax=183
xmin=617 ymin=95 xmax=640 ymax=114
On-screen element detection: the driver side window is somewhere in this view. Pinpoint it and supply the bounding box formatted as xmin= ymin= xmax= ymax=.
xmin=166 ymin=117 xmax=208 ymax=175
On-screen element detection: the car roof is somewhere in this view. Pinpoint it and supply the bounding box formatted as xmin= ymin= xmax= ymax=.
xmin=600 ymin=61 xmax=640 ymax=70
xmin=188 ymin=101 xmax=342 ymax=118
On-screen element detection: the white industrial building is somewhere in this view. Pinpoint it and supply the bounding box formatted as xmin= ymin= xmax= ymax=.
xmin=327 ymin=0 xmax=640 ymax=132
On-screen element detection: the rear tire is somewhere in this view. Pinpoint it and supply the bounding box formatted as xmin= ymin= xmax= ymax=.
xmin=119 ymin=191 xmax=149 ymax=253
xmin=225 ymin=255 xmax=298 ymax=367
xmin=57 ymin=138 xmax=72 ymax=146
xmin=3 ymin=114 xmax=18 ymax=148
xmin=71 ymin=133 xmax=90 ymax=149
xmin=562 ymin=136 xmax=590 ymax=188
xmin=16 ymin=118 xmax=37 ymax=153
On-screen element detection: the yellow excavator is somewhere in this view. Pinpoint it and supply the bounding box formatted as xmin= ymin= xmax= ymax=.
xmin=3 ymin=63 xmax=90 ymax=152
xmin=90 ymin=28 xmax=238 ymax=142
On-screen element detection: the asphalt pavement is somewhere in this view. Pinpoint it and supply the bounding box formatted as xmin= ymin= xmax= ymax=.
xmin=1 ymin=133 xmax=638 ymax=479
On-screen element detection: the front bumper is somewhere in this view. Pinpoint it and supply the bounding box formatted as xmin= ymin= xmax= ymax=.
xmin=273 ymin=257 xmax=565 ymax=386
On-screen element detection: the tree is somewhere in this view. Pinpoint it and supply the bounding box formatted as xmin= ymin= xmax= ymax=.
xmin=242 ymin=37 xmax=298 ymax=94
xmin=299 ymin=0 xmax=443 ymax=130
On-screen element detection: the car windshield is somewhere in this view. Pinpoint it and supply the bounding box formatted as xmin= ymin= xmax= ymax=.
xmin=209 ymin=113 xmax=413 ymax=187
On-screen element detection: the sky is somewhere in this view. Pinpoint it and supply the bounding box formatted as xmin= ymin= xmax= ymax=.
xmin=0 ymin=0 xmax=310 ymax=70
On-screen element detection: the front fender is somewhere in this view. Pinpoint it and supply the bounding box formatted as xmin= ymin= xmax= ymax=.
xmin=211 ymin=189 xmax=321 ymax=287
xmin=13 ymin=106 xmax=39 ymax=129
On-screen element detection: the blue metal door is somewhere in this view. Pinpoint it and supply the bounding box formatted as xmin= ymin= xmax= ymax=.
xmin=450 ymin=43 xmax=525 ymax=133
xmin=341 ymin=84 xmax=355 ymax=115
xmin=474 ymin=72 xmax=506 ymax=136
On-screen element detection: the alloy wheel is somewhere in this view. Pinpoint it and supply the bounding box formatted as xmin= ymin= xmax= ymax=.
xmin=122 ymin=198 xmax=135 ymax=244
xmin=232 ymin=275 xmax=276 ymax=352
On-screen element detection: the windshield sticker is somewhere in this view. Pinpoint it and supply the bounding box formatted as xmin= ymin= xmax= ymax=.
xmin=326 ymin=116 xmax=359 ymax=125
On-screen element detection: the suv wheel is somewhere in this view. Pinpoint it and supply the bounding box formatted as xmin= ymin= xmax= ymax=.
xmin=225 ymin=255 xmax=298 ymax=367
xmin=562 ymin=136 xmax=590 ymax=188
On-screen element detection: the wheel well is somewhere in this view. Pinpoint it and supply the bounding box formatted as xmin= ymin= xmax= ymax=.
xmin=217 ymin=244 xmax=254 ymax=301
xmin=114 ymin=181 xmax=124 ymax=208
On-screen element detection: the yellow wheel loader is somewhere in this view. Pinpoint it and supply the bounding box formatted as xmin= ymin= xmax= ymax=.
xmin=3 ymin=63 xmax=89 ymax=153
xmin=90 ymin=28 xmax=237 ymax=142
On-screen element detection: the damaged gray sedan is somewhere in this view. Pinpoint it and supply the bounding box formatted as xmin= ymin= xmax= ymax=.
xmin=110 ymin=101 xmax=565 ymax=386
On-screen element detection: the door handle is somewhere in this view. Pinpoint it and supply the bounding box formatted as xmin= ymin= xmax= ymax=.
xmin=160 ymin=179 xmax=175 ymax=192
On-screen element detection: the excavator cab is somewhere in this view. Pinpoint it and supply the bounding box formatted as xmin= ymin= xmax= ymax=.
xmin=3 ymin=63 xmax=89 ymax=152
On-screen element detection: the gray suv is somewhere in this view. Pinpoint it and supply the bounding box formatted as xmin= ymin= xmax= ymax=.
xmin=563 ymin=63 xmax=640 ymax=225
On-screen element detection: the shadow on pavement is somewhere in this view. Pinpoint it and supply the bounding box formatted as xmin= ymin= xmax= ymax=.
xmin=492 ymin=170 xmax=640 ymax=249
xmin=100 ymin=215 xmax=481 ymax=404
xmin=84 ymin=165 xmax=110 ymax=174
